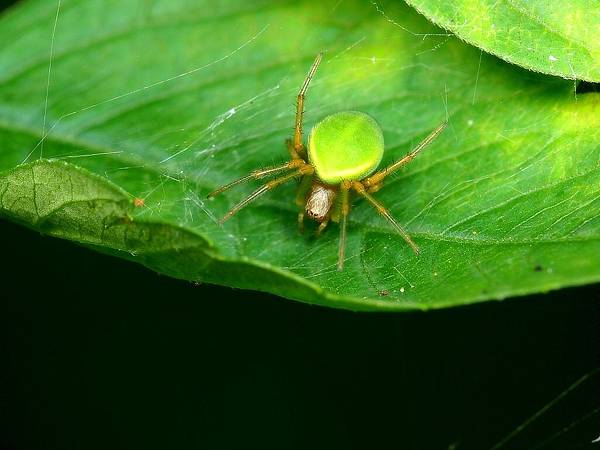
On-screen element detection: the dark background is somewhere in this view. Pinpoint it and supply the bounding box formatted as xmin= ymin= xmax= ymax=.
xmin=1 ymin=219 xmax=599 ymax=450
xmin=1 ymin=0 xmax=598 ymax=448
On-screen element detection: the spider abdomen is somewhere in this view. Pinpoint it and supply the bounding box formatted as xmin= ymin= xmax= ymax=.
xmin=308 ymin=111 xmax=384 ymax=184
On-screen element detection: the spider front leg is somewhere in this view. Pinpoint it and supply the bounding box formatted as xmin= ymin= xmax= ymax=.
xmin=208 ymin=159 xmax=305 ymax=199
xmin=366 ymin=182 xmax=383 ymax=193
xmin=215 ymin=164 xmax=314 ymax=223
xmin=292 ymin=53 xmax=322 ymax=159
xmin=287 ymin=138 xmax=307 ymax=161
xmin=363 ymin=121 xmax=447 ymax=189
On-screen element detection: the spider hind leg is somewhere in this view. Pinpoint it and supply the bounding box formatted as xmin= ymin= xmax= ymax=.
xmin=352 ymin=181 xmax=419 ymax=255
xmin=207 ymin=159 xmax=305 ymax=199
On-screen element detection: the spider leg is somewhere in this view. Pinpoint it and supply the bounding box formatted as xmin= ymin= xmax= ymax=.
xmin=286 ymin=138 xmax=307 ymax=161
xmin=367 ymin=182 xmax=382 ymax=193
xmin=220 ymin=165 xmax=313 ymax=224
xmin=297 ymin=211 xmax=306 ymax=233
xmin=363 ymin=121 xmax=447 ymax=188
xmin=208 ymin=159 xmax=305 ymax=198
xmin=293 ymin=53 xmax=323 ymax=158
xmin=316 ymin=215 xmax=331 ymax=236
xmin=337 ymin=181 xmax=351 ymax=271
xmin=352 ymin=181 xmax=419 ymax=255
xmin=295 ymin=174 xmax=313 ymax=233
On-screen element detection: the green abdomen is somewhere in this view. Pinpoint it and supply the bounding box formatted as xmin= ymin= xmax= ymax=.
xmin=308 ymin=111 xmax=384 ymax=184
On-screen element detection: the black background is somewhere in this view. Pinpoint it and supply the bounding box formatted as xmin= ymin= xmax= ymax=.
xmin=1 ymin=218 xmax=599 ymax=450
xmin=1 ymin=0 xmax=599 ymax=448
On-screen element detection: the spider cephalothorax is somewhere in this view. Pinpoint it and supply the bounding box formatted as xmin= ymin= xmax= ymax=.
xmin=305 ymin=182 xmax=336 ymax=222
xmin=209 ymin=53 xmax=446 ymax=270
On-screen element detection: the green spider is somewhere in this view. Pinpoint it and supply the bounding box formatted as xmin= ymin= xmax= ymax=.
xmin=209 ymin=53 xmax=447 ymax=270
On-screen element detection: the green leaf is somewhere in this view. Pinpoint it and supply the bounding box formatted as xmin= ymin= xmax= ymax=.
xmin=403 ymin=0 xmax=600 ymax=81
xmin=1 ymin=0 xmax=599 ymax=311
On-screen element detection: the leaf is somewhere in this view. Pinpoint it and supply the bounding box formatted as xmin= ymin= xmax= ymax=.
xmin=403 ymin=0 xmax=600 ymax=82
xmin=1 ymin=0 xmax=599 ymax=311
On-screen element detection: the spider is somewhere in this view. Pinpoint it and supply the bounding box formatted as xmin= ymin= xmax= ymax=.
xmin=208 ymin=53 xmax=447 ymax=270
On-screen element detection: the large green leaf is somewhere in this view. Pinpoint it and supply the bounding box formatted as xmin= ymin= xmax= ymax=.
xmin=404 ymin=0 xmax=600 ymax=81
xmin=1 ymin=0 xmax=599 ymax=311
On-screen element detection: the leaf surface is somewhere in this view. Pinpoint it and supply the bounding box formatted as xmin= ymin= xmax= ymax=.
xmin=403 ymin=0 xmax=600 ymax=81
xmin=1 ymin=0 xmax=599 ymax=310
